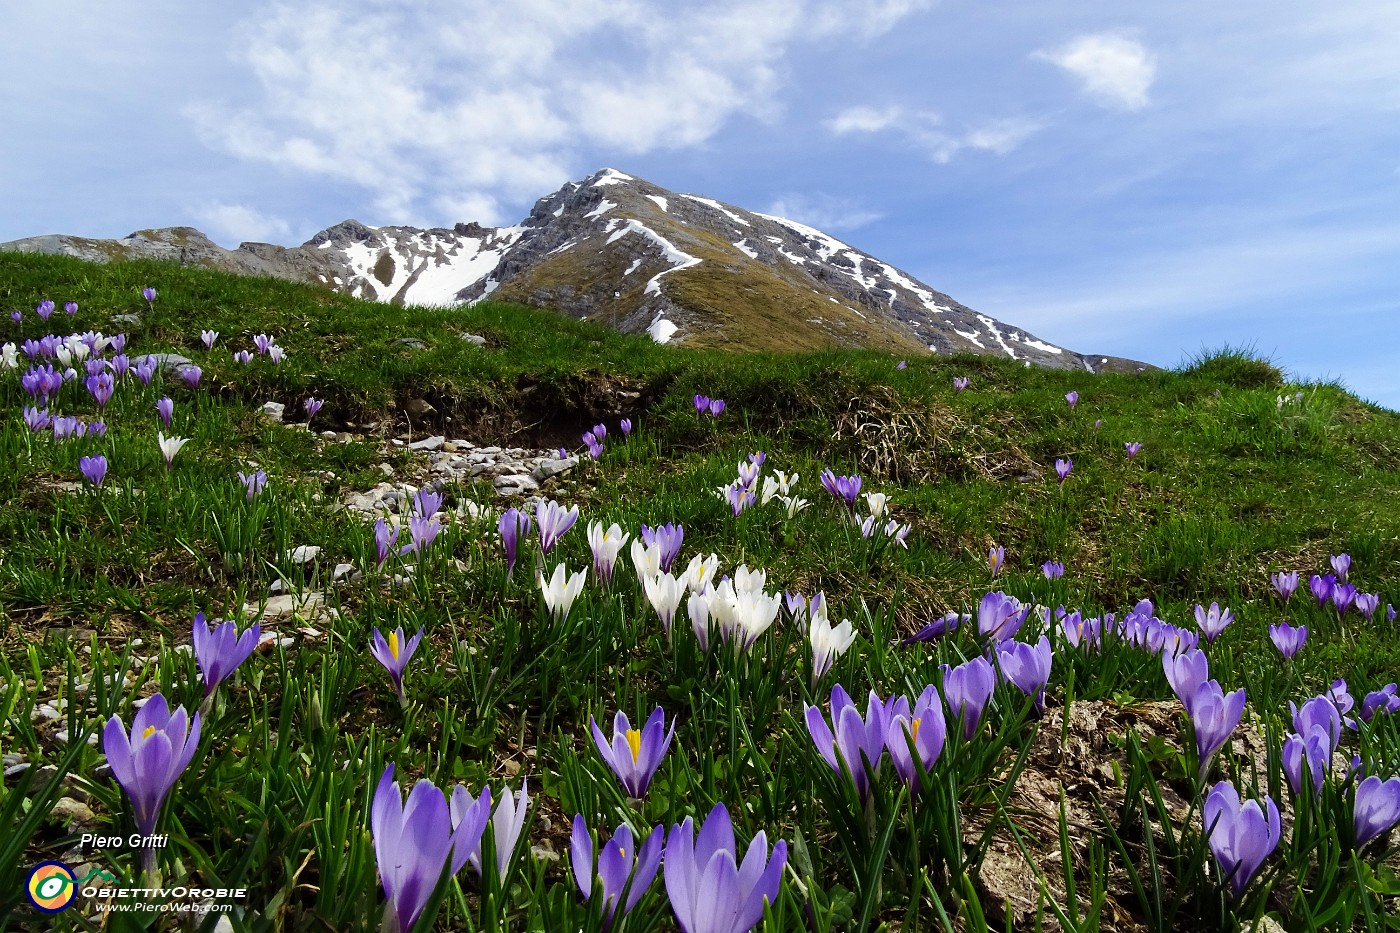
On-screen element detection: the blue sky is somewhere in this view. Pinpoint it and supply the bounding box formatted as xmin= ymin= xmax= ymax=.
xmin=6 ymin=1 xmax=1399 ymax=407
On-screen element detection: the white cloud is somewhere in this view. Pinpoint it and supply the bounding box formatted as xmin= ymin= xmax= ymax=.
xmin=825 ymin=105 xmax=1040 ymax=163
xmin=764 ymin=192 xmax=882 ymax=231
xmin=1035 ymin=32 xmax=1156 ymax=111
xmin=195 ymin=202 xmax=293 ymax=247
xmin=188 ymin=1 xmax=928 ymax=225
xmin=826 ymin=105 xmax=904 ymax=135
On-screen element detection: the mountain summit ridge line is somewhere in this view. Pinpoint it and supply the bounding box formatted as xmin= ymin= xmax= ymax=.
xmin=0 ymin=168 xmax=1144 ymax=372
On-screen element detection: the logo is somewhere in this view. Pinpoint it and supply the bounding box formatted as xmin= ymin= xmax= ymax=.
xmin=26 ymin=861 xmax=78 ymax=913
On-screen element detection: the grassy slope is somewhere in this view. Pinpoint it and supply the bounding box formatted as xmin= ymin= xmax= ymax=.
xmin=2 ymin=253 xmax=1400 ymax=929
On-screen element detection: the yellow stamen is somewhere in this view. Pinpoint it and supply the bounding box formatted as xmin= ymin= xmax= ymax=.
xmin=389 ymin=631 xmax=400 ymax=660
xmin=626 ymin=728 xmax=642 ymax=763
xmin=910 ymin=718 xmax=921 ymax=743
xmin=142 ymin=725 xmax=158 ymax=740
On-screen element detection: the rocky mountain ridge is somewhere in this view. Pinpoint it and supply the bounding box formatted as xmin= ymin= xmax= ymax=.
xmin=0 ymin=169 xmax=1143 ymax=372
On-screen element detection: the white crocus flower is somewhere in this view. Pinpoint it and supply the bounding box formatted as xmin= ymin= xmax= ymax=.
xmin=729 ymin=587 xmax=782 ymax=649
xmin=864 ymin=492 xmax=888 ymax=518
xmin=681 ymin=552 xmax=720 ymax=594
xmin=586 ymin=521 xmax=630 ymax=586
xmin=629 ymin=538 xmax=662 ymax=589
xmin=55 ymin=346 xmax=72 ymax=368
xmin=731 ymin=564 xmax=767 ymax=595
xmin=537 ymin=562 xmax=587 ymax=624
xmin=643 ymin=571 xmax=686 ymax=639
xmin=687 ymin=585 xmax=716 ymax=650
xmin=779 ymin=495 xmax=809 ymax=518
xmin=157 ymin=432 xmax=190 ymax=468
xmin=1 ymin=342 xmax=17 ymax=369
xmin=810 ymin=610 xmax=857 ymax=686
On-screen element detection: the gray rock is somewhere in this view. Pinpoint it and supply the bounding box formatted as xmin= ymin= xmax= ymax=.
xmin=50 ymin=796 xmax=96 ymax=825
xmin=391 ymin=337 xmax=427 ymax=350
xmin=461 ymin=333 xmax=487 ymax=346
xmin=261 ymin=401 xmax=285 ymax=422
xmin=408 ymin=435 xmax=445 ymax=451
xmin=109 ymin=313 xmax=141 ymax=325
xmin=286 ymin=545 xmax=321 ymax=564
xmin=494 ymin=473 xmax=539 ymax=496
xmin=532 ymin=457 xmax=578 ymax=481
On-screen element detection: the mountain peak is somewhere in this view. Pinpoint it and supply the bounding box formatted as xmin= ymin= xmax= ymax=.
xmin=0 ymin=171 xmax=1145 ymax=371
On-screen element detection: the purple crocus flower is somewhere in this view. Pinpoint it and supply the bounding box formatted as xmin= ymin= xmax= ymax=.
xmin=663 ymin=803 xmax=786 ymax=933
xmin=977 ymin=590 xmax=1028 ymax=642
xmin=134 ymin=357 xmax=157 ymax=385
xmin=110 ymin=353 xmax=130 ymax=379
xmin=192 ymin=613 xmax=260 ymax=702
xmin=901 ymin=610 xmax=967 ymax=644
xmin=110 ymin=334 xmax=127 ymax=354
xmin=79 ymin=454 xmax=107 ymax=487
xmin=1330 ymin=553 xmax=1351 ymax=580
xmin=238 ymin=469 xmax=267 ymax=500
xmin=102 ymin=694 xmax=201 ymax=877
xmin=818 ymin=468 xmax=862 ymax=513
xmin=142 ymin=286 xmax=157 ymax=306
xmin=1065 ymin=391 xmax=1079 ymax=408
xmin=1354 ymin=592 xmax=1380 ymax=620
xmin=1055 ymin=458 xmax=1073 ymax=483
xmin=1388 ymin=604 xmax=1397 ymax=624
xmin=156 ymin=396 xmax=174 ymax=428
xmin=233 ymin=349 xmax=253 ymax=365
xmin=87 ymin=421 xmax=106 ymax=437
xmin=9 ymin=310 xmax=20 ymax=324
xmin=252 ymin=333 xmax=272 ymax=355
xmin=987 ymin=545 xmax=1005 ymax=576
xmin=1191 ymin=680 xmax=1247 ymax=781
xmin=1194 ymin=602 xmax=1235 ymax=644
xmin=1290 ymin=695 xmax=1342 ymax=753
xmin=894 ymin=359 xmax=907 ymax=370
xmin=885 ymin=686 xmax=947 ymax=791
xmin=412 ymin=487 xmax=443 ymax=518
xmin=86 ymin=371 xmax=115 ymax=407
xmin=398 ymin=515 xmax=441 ymax=555
xmin=1354 ymin=776 xmax=1400 ymax=849
xmin=23 ymin=406 xmax=50 ymax=432
xmin=36 ymin=299 xmax=54 ymax=321
xmin=1360 ymin=684 xmax=1400 ymax=722
xmin=590 ymin=707 xmax=675 ymax=799
xmin=1268 ymin=622 xmax=1307 ymax=659
xmin=583 ymin=431 xmax=603 ymax=460
xmin=1332 ymin=582 xmax=1358 ymax=617
xmin=1271 ymin=571 xmax=1299 ymax=601
xmin=535 ymin=499 xmax=579 ymax=556
xmin=1041 ymin=560 xmax=1064 ymax=580
xmin=996 ymin=635 xmax=1053 ymax=711
xmin=65 ymin=301 xmax=77 ymax=316
xmin=708 ymin=398 xmax=725 ymax=416
xmin=940 ymin=656 xmax=997 ymax=740
xmin=620 ymin=418 xmax=633 ymax=436
xmin=370 ymin=626 xmax=424 ymax=708
xmin=1205 ymin=781 xmax=1281 ymax=899
xmin=953 ymin=376 xmax=969 ymax=392
xmin=304 ymin=397 xmax=324 ymax=421
xmin=1282 ymin=730 xmax=1331 ymax=796
xmin=1125 ymin=442 xmax=1142 ymax=461
xmin=1309 ymin=573 xmax=1335 ymax=606
xmin=478 ymin=780 xmax=530 ymax=880
xmin=371 ymin=765 xmax=491 ymax=933
xmin=181 ymin=364 xmax=202 ymax=389
xmin=571 ymin=817 xmax=664 ymax=922
xmin=693 ymin=394 xmax=710 ymax=413
xmin=805 ymin=685 xmax=891 ymax=798
xmin=590 ymin=422 xmax=606 ymax=441
xmin=498 ymin=508 xmax=531 ymax=579
xmin=201 ymin=330 xmax=218 ymax=350
xmin=640 ymin=522 xmax=684 ymax=572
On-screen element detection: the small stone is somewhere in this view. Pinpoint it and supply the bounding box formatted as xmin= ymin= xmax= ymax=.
xmin=461 ymin=333 xmax=487 ymax=346
xmin=333 ymin=562 xmax=355 ymax=581
xmin=261 ymin=401 xmax=285 ymax=422
xmin=409 ymin=435 xmax=445 ymax=452
xmin=391 ymin=337 xmax=427 ymax=351
xmin=494 ymin=474 xmax=539 ymax=496
xmin=532 ymin=458 xmax=578 ymax=481
xmin=377 ymin=463 xmax=395 ymax=477
xmin=286 ymin=545 xmax=321 ymax=564
xmin=405 ymin=398 xmax=435 ymax=417
xmin=530 ymin=844 xmax=560 ymax=863
xmin=109 ymin=313 xmax=141 ymax=325
xmin=50 ymin=796 xmax=96 ymax=825
xmin=320 ymin=430 xmax=338 ymax=440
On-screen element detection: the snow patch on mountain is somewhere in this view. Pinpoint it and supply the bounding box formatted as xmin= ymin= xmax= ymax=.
xmin=646 ymin=195 xmax=669 ymax=211
xmin=682 ymin=195 xmax=750 ymax=227
xmin=593 ymin=168 xmax=634 ymax=187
